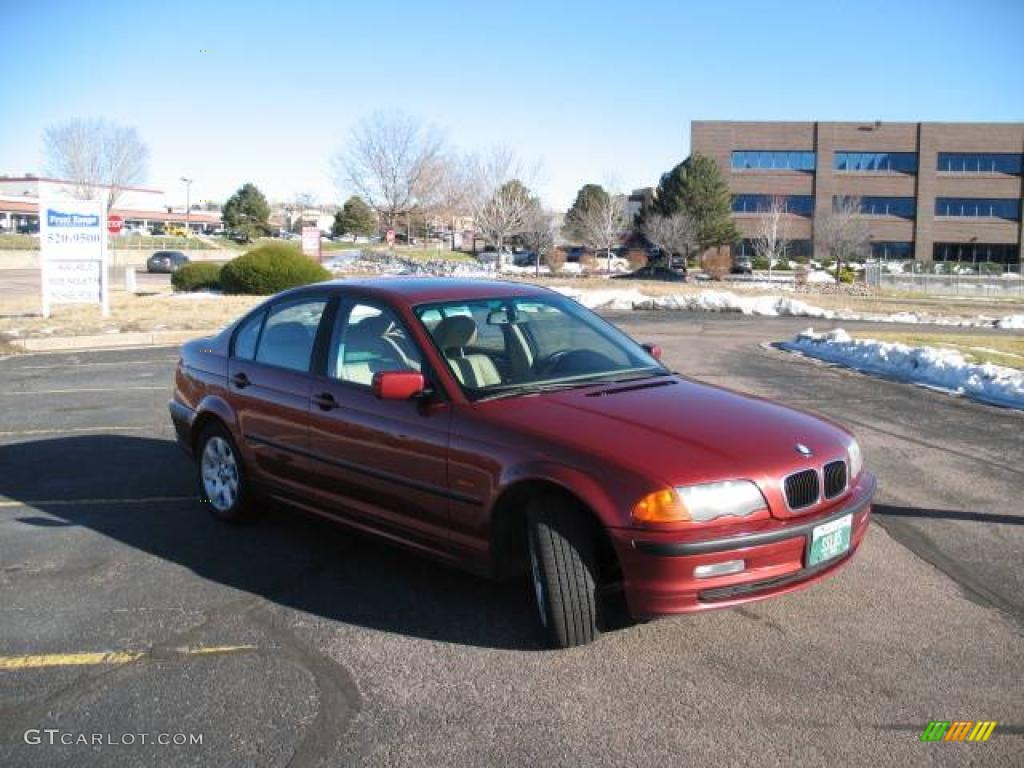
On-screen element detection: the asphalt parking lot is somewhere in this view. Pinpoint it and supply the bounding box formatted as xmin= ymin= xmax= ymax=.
xmin=0 ymin=312 xmax=1021 ymax=767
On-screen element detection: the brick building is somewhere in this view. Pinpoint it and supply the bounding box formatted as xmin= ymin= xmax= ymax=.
xmin=691 ymin=121 xmax=1024 ymax=264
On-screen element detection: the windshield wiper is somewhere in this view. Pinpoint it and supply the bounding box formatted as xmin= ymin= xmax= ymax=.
xmin=475 ymin=369 xmax=670 ymax=402
xmin=476 ymin=381 xmax=600 ymax=402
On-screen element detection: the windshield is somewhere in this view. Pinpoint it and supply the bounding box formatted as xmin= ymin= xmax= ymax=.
xmin=416 ymin=294 xmax=666 ymax=400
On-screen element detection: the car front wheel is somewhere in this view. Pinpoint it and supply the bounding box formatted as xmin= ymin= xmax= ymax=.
xmin=197 ymin=423 xmax=255 ymax=522
xmin=527 ymin=496 xmax=600 ymax=648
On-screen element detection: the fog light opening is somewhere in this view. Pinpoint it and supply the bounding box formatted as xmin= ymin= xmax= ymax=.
xmin=694 ymin=560 xmax=746 ymax=579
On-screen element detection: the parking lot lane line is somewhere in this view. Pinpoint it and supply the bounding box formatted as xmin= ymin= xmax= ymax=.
xmin=0 ymin=645 xmax=257 ymax=671
xmin=1 ymin=387 xmax=168 ymax=396
xmin=0 ymin=426 xmax=150 ymax=437
xmin=7 ymin=358 xmax=179 ymax=371
xmin=0 ymin=495 xmax=196 ymax=508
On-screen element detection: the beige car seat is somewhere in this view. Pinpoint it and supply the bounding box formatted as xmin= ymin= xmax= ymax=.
xmin=432 ymin=315 xmax=502 ymax=388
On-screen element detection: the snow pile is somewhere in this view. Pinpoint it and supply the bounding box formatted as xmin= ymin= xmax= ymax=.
xmin=995 ymin=314 xmax=1024 ymax=329
xmin=638 ymin=291 xmax=835 ymax=318
xmin=552 ymin=287 xmax=652 ymax=311
xmin=806 ymin=270 xmax=835 ymax=284
xmin=784 ymin=328 xmax=1024 ymax=409
xmin=554 ymin=286 xmax=1024 ymax=330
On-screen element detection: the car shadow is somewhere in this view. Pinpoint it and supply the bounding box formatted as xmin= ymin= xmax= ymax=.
xmin=873 ymin=504 xmax=1024 ymax=526
xmin=0 ymin=435 xmax=545 ymax=651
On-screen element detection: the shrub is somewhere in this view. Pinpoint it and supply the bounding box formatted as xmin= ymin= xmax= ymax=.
xmin=171 ymin=262 xmax=223 ymax=292
xmin=625 ymin=248 xmax=648 ymax=271
xmin=579 ymin=252 xmax=598 ymax=273
xmin=838 ymin=267 xmax=857 ymax=284
xmin=220 ymin=243 xmax=331 ymax=295
xmin=544 ymin=248 xmax=567 ymax=273
xmin=750 ymin=255 xmax=771 ymax=270
xmin=701 ymin=246 xmax=732 ymax=280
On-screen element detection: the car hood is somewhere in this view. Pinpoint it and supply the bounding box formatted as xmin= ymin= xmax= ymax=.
xmin=477 ymin=375 xmax=852 ymax=492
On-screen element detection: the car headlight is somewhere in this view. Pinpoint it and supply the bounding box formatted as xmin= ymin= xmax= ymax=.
xmin=848 ymin=439 xmax=864 ymax=480
xmin=631 ymin=480 xmax=768 ymax=524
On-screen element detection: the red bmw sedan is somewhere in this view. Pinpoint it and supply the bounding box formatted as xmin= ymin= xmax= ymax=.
xmin=169 ymin=278 xmax=874 ymax=648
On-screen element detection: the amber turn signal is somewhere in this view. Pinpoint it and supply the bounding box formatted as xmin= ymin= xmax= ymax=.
xmin=631 ymin=489 xmax=691 ymax=524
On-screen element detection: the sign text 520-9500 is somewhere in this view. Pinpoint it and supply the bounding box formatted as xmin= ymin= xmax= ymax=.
xmin=46 ymin=232 xmax=102 ymax=245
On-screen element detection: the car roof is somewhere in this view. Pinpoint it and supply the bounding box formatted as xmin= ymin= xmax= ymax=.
xmin=289 ymin=277 xmax=557 ymax=306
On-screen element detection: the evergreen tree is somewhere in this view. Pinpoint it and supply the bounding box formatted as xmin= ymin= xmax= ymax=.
xmin=332 ymin=195 xmax=377 ymax=237
xmin=646 ymin=154 xmax=738 ymax=250
xmin=222 ymin=183 xmax=271 ymax=241
xmin=563 ymin=183 xmax=610 ymax=242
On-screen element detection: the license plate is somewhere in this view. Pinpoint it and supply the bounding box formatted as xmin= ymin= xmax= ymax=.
xmin=807 ymin=514 xmax=852 ymax=567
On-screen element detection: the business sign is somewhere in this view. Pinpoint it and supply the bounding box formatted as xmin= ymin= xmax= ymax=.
xmin=40 ymin=196 xmax=109 ymax=317
xmin=301 ymin=226 xmax=321 ymax=262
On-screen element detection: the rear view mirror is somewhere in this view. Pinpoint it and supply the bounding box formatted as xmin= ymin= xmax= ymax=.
xmin=642 ymin=343 xmax=662 ymax=361
xmin=372 ymin=371 xmax=426 ymax=400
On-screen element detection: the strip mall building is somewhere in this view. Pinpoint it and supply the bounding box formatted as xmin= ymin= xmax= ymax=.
xmin=0 ymin=176 xmax=221 ymax=234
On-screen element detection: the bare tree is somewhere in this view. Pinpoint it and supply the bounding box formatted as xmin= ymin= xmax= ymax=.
xmin=817 ymin=195 xmax=870 ymax=282
xmin=333 ymin=111 xmax=445 ymax=228
xmin=43 ymin=118 xmax=149 ymax=210
xmin=520 ymin=201 xmax=557 ymax=276
xmin=570 ymin=190 xmax=627 ymax=271
xmin=466 ymin=148 xmax=536 ymax=258
xmin=642 ymin=211 xmax=696 ymax=275
xmin=751 ymin=194 xmax=789 ymax=279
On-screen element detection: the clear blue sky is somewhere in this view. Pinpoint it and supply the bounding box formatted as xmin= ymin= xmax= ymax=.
xmin=3 ymin=0 xmax=1022 ymax=210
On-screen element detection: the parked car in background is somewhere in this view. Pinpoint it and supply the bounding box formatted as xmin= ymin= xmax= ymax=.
xmin=731 ymin=255 xmax=753 ymax=274
xmin=169 ymin=277 xmax=874 ymax=648
xmin=146 ymin=250 xmax=190 ymax=273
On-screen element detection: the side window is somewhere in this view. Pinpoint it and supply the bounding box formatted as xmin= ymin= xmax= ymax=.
xmin=254 ymin=299 xmax=327 ymax=372
xmin=328 ymin=302 xmax=422 ymax=385
xmin=233 ymin=311 xmax=265 ymax=360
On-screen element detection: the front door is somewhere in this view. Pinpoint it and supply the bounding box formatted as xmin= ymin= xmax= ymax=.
xmin=305 ymin=299 xmax=452 ymax=557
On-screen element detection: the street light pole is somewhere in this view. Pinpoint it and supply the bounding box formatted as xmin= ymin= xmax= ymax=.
xmin=181 ymin=177 xmax=193 ymax=236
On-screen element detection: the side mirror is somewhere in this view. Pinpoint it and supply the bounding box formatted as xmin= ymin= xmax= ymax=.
xmin=641 ymin=343 xmax=662 ymax=361
xmin=372 ymin=371 xmax=427 ymax=400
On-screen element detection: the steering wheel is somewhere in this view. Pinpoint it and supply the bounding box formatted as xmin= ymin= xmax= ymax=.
xmin=535 ymin=349 xmax=615 ymax=377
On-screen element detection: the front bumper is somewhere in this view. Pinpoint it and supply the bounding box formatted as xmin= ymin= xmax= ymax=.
xmin=609 ymin=472 xmax=876 ymax=618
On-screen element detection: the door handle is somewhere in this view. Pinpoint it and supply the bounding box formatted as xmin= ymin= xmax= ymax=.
xmin=312 ymin=392 xmax=339 ymax=410
xmin=231 ymin=372 xmax=251 ymax=389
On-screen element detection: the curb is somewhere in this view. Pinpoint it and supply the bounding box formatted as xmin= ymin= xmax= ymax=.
xmin=9 ymin=329 xmax=219 ymax=353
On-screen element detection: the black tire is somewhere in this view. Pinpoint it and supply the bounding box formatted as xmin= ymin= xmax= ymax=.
xmin=196 ymin=422 xmax=257 ymax=523
xmin=527 ymin=496 xmax=600 ymax=648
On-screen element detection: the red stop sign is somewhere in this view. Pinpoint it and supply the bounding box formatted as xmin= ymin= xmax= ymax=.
xmin=107 ymin=215 xmax=124 ymax=235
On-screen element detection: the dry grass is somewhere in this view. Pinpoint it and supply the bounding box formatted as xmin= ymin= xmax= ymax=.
xmin=0 ymin=291 xmax=263 ymax=339
xmin=2 ymin=272 xmax=1023 ymax=343
xmin=522 ymin=276 xmax=1024 ymax=318
xmin=851 ymin=331 xmax=1024 ymax=371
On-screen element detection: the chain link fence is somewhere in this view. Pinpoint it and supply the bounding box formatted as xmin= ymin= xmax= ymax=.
xmin=864 ymin=261 xmax=1024 ymax=296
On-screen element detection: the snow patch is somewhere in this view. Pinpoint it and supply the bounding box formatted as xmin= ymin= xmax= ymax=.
xmin=783 ymin=328 xmax=1024 ymax=409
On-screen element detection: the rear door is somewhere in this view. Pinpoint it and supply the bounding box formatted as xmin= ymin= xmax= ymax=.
xmin=304 ymin=298 xmax=452 ymax=556
xmin=226 ymin=295 xmax=330 ymax=495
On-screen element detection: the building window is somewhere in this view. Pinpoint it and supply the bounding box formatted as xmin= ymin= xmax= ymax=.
xmin=731 ymin=151 xmax=815 ymax=172
xmin=934 ymin=198 xmax=1021 ymax=220
xmin=834 ymin=152 xmax=917 ymax=173
xmin=735 ymin=239 xmax=812 ymax=259
xmin=870 ymin=241 xmax=914 ymax=260
xmin=937 ymin=153 xmax=1023 ymax=175
xmin=732 ymin=194 xmax=814 ymax=216
xmin=933 ymin=243 xmax=1020 ymax=265
xmin=835 ymin=196 xmax=916 ymax=218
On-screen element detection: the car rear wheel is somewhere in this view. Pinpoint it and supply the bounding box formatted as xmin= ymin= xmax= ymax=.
xmin=197 ymin=423 xmax=255 ymax=522
xmin=527 ymin=496 xmax=600 ymax=648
